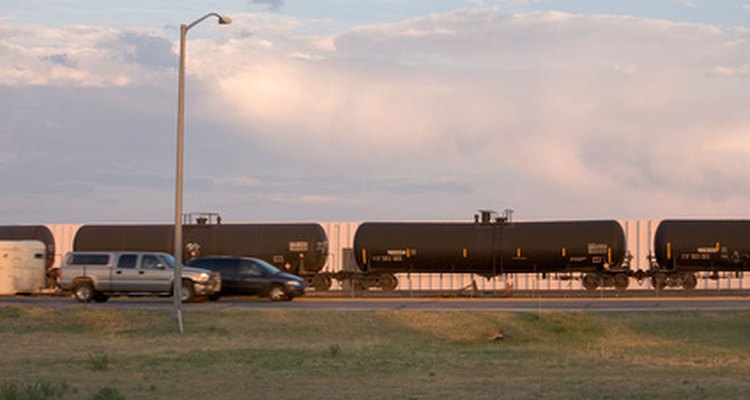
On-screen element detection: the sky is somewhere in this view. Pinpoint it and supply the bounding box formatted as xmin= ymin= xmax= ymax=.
xmin=1 ymin=0 xmax=749 ymax=224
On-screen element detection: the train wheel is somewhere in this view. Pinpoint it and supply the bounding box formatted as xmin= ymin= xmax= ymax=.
xmin=651 ymin=273 xmax=667 ymax=290
xmin=311 ymin=275 xmax=332 ymax=291
xmin=349 ymin=277 xmax=367 ymax=292
xmin=613 ymin=273 xmax=629 ymax=291
xmin=582 ymin=274 xmax=599 ymax=292
xmin=682 ymin=273 xmax=698 ymax=290
xmin=378 ymin=274 xmax=398 ymax=291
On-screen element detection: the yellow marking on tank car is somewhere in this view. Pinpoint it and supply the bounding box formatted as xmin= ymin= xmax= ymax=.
xmin=561 ymin=247 xmax=566 ymax=257
xmin=462 ymin=247 xmax=468 ymax=258
xmin=361 ymin=249 xmax=367 ymax=264
xmin=667 ymin=242 xmax=672 ymax=260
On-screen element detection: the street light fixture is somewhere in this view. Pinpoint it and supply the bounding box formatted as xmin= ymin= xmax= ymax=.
xmin=174 ymin=12 xmax=231 ymax=333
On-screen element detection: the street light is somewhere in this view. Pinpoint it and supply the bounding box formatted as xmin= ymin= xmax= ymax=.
xmin=174 ymin=12 xmax=231 ymax=333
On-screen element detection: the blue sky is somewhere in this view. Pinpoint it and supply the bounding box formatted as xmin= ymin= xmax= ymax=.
xmin=1 ymin=1 xmax=749 ymax=224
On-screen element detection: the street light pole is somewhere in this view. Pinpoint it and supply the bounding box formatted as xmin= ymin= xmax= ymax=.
xmin=174 ymin=13 xmax=231 ymax=333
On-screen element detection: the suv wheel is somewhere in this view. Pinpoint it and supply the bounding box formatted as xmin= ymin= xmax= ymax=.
xmin=181 ymin=280 xmax=195 ymax=303
xmin=268 ymin=285 xmax=287 ymax=302
xmin=208 ymin=293 xmax=222 ymax=302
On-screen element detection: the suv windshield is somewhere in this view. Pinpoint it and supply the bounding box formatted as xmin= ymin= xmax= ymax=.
xmin=254 ymin=259 xmax=282 ymax=275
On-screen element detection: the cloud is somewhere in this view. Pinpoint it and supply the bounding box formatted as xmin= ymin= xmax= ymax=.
xmin=120 ymin=32 xmax=175 ymax=68
xmin=710 ymin=65 xmax=750 ymax=77
xmin=248 ymin=0 xmax=285 ymax=12
xmin=202 ymin=10 xmax=750 ymax=218
xmin=1 ymin=9 xmax=750 ymax=223
xmin=474 ymin=0 xmax=546 ymax=5
xmin=0 ymin=24 xmax=174 ymax=87
xmin=40 ymin=53 xmax=76 ymax=67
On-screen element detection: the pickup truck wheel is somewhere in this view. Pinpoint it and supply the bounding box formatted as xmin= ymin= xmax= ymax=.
xmin=269 ymin=285 xmax=287 ymax=302
xmin=181 ymin=280 xmax=195 ymax=303
xmin=208 ymin=293 xmax=222 ymax=302
xmin=73 ymin=282 xmax=94 ymax=303
xmin=93 ymin=293 xmax=110 ymax=303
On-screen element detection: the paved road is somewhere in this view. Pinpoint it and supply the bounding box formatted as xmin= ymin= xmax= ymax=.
xmin=3 ymin=295 xmax=750 ymax=312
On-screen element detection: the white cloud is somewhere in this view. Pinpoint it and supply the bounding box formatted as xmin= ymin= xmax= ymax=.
xmin=671 ymin=0 xmax=696 ymax=6
xmin=474 ymin=0 xmax=546 ymax=5
xmin=709 ymin=65 xmax=750 ymax=77
xmin=1 ymin=9 xmax=750 ymax=222
xmin=200 ymin=176 xmax=263 ymax=188
xmin=249 ymin=0 xmax=285 ymax=12
xmin=208 ymin=10 xmax=750 ymax=217
xmin=0 ymin=23 xmax=174 ymax=87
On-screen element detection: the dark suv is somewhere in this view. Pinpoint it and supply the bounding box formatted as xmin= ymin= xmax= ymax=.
xmin=186 ymin=256 xmax=305 ymax=301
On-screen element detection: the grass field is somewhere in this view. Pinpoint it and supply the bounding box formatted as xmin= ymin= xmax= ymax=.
xmin=1 ymin=306 xmax=749 ymax=399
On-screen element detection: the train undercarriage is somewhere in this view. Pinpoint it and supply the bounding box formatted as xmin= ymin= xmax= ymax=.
xmin=302 ymin=269 xmax=742 ymax=293
xmin=303 ymin=271 xmax=400 ymax=292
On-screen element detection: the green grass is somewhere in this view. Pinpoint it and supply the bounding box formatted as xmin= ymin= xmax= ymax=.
xmin=1 ymin=306 xmax=749 ymax=399
xmin=0 ymin=381 xmax=73 ymax=400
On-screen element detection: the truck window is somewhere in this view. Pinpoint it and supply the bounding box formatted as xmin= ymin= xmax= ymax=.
xmin=69 ymin=254 xmax=110 ymax=265
xmin=117 ymin=254 xmax=137 ymax=269
xmin=161 ymin=254 xmax=176 ymax=268
xmin=141 ymin=255 xmax=166 ymax=270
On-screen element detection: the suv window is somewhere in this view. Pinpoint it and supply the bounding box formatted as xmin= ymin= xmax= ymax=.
xmin=69 ymin=254 xmax=110 ymax=265
xmin=217 ymin=258 xmax=239 ymax=273
xmin=240 ymin=260 xmax=265 ymax=277
xmin=117 ymin=254 xmax=137 ymax=269
xmin=141 ymin=255 xmax=166 ymax=270
xmin=192 ymin=258 xmax=237 ymax=275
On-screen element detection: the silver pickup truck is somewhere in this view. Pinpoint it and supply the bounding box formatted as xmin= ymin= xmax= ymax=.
xmin=58 ymin=251 xmax=221 ymax=303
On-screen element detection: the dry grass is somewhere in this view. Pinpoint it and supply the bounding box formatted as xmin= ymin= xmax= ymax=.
xmin=1 ymin=306 xmax=749 ymax=399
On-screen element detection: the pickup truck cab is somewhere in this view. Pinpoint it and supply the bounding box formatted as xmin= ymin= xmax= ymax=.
xmin=58 ymin=251 xmax=221 ymax=303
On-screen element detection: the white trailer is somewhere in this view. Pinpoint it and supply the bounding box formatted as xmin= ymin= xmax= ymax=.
xmin=0 ymin=240 xmax=46 ymax=295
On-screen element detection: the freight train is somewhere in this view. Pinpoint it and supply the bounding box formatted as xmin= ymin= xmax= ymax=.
xmin=353 ymin=211 xmax=631 ymax=292
xmin=1 ymin=212 xmax=749 ymax=293
xmin=73 ymin=221 xmax=329 ymax=280
xmin=353 ymin=213 xmax=750 ymax=292
xmin=651 ymin=220 xmax=750 ymax=290
xmin=0 ymin=219 xmax=330 ymax=291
